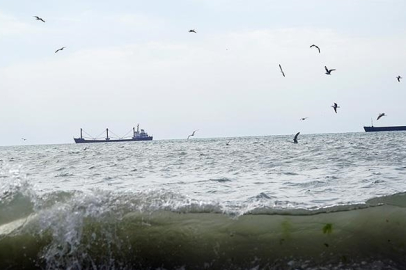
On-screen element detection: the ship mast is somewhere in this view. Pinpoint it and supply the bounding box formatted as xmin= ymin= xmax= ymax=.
xmin=106 ymin=128 xmax=109 ymax=140
xmin=80 ymin=128 xmax=83 ymax=139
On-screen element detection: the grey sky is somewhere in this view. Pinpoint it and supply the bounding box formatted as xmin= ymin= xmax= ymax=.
xmin=1 ymin=0 xmax=406 ymax=145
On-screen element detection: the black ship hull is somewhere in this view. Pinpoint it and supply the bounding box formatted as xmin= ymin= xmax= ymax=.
xmin=364 ymin=126 xmax=406 ymax=132
xmin=74 ymin=137 xmax=153 ymax=143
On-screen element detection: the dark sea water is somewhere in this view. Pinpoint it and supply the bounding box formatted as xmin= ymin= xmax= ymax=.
xmin=1 ymin=132 xmax=406 ymax=269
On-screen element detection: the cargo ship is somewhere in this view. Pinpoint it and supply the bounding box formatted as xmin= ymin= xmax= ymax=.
xmin=74 ymin=124 xmax=153 ymax=143
xmin=364 ymin=126 xmax=406 ymax=132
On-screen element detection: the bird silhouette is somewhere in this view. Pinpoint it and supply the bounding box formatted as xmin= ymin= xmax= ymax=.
xmin=397 ymin=76 xmax=402 ymax=82
xmin=279 ymin=64 xmax=285 ymax=77
xmin=293 ymin=132 xmax=300 ymax=144
xmin=325 ymin=66 xmax=336 ymax=75
xmin=377 ymin=113 xmax=386 ymax=120
xmin=332 ymin=103 xmax=340 ymax=113
xmin=310 ymin=44 xmax=320 ymax=53
xmin=189 ymin=29 xmax=197 ymax=33
xmin=33 ymin=16 xmax=45 ymax=23
xmin=300 ymin=117 xmax=308 ymax=121
xmin=55 ymin=47 xmax=66 ymax=53
xmin=187 ymin=130 xmax=198 ymax=140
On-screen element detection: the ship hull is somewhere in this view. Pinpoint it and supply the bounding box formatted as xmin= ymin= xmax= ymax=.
xmin=364 ymin=126 xmax=406 ymax=132
xmin=74 ymin=137 xmax=153 ymax=143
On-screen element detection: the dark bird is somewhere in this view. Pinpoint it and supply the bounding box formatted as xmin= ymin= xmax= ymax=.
xmin=293 ymin=132 xmax=300 ymax=144
xmin=21 ymin=138 xmax=27 ymax=141
xmin=377 ymin=113 xmax=386 ymax=120
xmin=55 ymin=47 xmax=66 ymax=53
xmin=189 ymin=29 xmax=197 ymax=33
xmin=397 ymin=76 xmax=402 ymax=82
xmin=332 ymin=103 xmax=340 ymax=113
xmin=325 ymin=66 xmax=336 ymax=75
xmin=300 ymin=117 xmax=308 ymax=121
xmin=226 ymin=140 xmax=231 ymax=146
xmin=310 ymin=44 xmax=320 ymax=53
xmin=279 ymin=64 xmax=285 ymax=77
xmin=187 ymin=130 xmax=198 ymax=140
xmin=33 ymin=16 xmax=45 ymax=23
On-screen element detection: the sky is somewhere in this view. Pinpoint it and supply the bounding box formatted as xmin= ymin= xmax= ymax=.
xmin=1 ymin=0 xmax=406 ymax=145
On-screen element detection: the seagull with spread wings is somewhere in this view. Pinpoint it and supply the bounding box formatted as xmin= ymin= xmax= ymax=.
xmin=293 ymin=132 xmax=300 ymax=144
xmin=187 ymin=130 xmax=198 ymax=140
xmin=34 ymin=16 xmax=45 ymax=23
xmin=377 ymin=113 xmax=386 ymax=120
xmin=189 ymin=29 xmax=197 ymax=33
xmin=310 ymin=44 xmax=320 ymax=53
xmin=55 ymin=47 xmax=66 ymax=53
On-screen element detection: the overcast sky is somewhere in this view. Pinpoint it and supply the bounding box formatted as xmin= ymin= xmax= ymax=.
xmin=1 ymin=0 xmax=406 ymax=145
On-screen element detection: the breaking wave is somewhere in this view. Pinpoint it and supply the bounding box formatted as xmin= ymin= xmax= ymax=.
xmin=1 ymin=179 xmax=406 ymax=270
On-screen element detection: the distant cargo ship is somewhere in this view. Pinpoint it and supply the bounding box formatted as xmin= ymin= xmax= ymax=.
xmin=364 ymin=126 xmax=406 ymax=132
xmin=74 ymin=124 xmax=153 ymax=143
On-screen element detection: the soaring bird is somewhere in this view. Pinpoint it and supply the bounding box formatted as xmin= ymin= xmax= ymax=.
xmin=279 ymin=64 xmax=285 ymax=77
xmin=33 ymin=16 xmax=45 ymax=23
xmin=189 ymin=29 xmax=197 ymax=33
xmin=21 ymin=138 xmax=27 ymax=141
xmin=300 ymin=117 xmax=308 ymax=121
xmin=293 ymin=132 xmax=300 ymax=144
xmin=55 ymin=47 xmax=66 ymax=53
xmin=325 ymin=66 xmax=336 ymax=75
xmin=377 ymin=113 xmax=386 ymax=120
xmin=187 ymin=130 xmax=198 ymax=140
xmin=332 ymin=103 xmax=339 ymax=113
xmin=310 ymin=44 xmax=320 ymax=53
xmin=397 ymin=76 xmax=402 ymax=82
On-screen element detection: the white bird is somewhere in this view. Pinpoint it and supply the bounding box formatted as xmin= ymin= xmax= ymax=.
xmin=279 ymin=64 xmax=285 ymax=77
xmin=55 ymin=47 xmax=66 ymax=53
xmin=187 ymin=130 xmax=198 ymax=140
xmin=310 ymin=44 xmax=320 ymax=53
xmin=377 ymin=113 xmax=386 ymax=120
xmin=33 ymin=16 xmax=45 ymax=23
xmin=293 ymin=132 xmax=300 ymax=144
xmin=325 ymin=66 xmax=336 ymax=75
xmin=332 ymin=103 xmax=340 ymax=113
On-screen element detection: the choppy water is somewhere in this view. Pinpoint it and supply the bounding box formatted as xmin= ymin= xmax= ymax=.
xmin=1 ymin=132 xmax=406 ymax=269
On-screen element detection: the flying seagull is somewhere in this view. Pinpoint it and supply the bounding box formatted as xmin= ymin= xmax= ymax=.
xmin=21 ymin=138 xmax=27 ymax=141
xmin=33 ymin=16 xmax=45 ymax=23
xmin=300 ymin=117 xmax=308 ymax=121
xmin=377 ymin=113 xmax=386 ymax=120
xmin=325 ymin=66 xmax=336 ymax=75
xmin=332 ymin=103 xmax=340 ymax=113
xmin=310 ymin=44 xmax=320 ymax=53
xmin=279 ymin=64 xmax=285 ymax=77
xmin=55 ymin=47 xmax=66 ymax=53
xmin=293 ymin=132 xmax=300 ymax=144
xmin=189 ymin=29 xmax=197 ymax=33
xmin=397 ymin=76 xmax=402 ymax=82
xmin=187 ymin=130 xmax=198 ymax=140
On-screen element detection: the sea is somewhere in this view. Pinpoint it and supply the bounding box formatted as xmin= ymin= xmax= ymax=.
xmin=1 ymin=132 xmax=406 ymax=270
